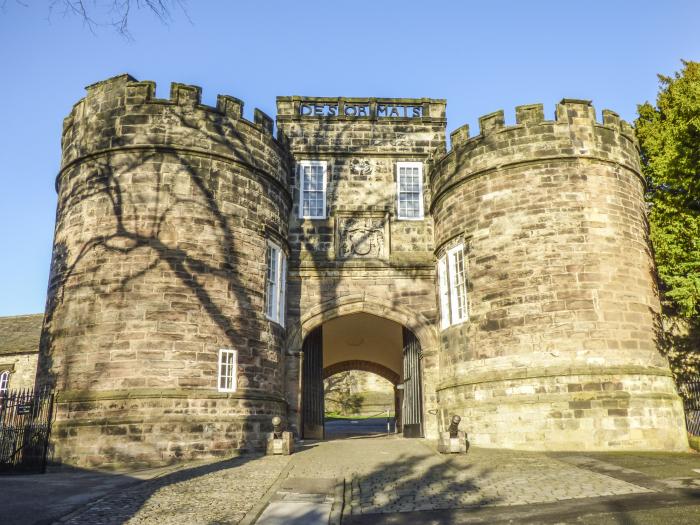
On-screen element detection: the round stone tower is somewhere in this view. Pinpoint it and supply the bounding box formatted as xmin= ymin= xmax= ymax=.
xmin=431 ymin=100 xmax=688 ymax=451
xmin=38 ymin=75 xmax=291 ymax=467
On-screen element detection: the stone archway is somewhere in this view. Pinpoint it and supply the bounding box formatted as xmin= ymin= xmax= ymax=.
xmin=286 ymin=293 xmax=438 ymax=355
xmin=287 ymin=295 xmax=437 ymax=439
xmin=323 ymin=360 xmax=400 ymax=385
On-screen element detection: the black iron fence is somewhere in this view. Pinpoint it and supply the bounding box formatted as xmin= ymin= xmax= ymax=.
xmin=678 ymin=379 xmax=700 ymax=436
xmin=0 ymin=386 xmax=54 ymax=473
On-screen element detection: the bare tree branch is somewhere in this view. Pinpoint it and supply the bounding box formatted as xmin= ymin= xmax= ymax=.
xmin=42 ymin=0 xmax=189 ymax=38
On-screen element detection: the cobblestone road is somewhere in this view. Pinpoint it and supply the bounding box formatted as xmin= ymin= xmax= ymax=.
xmin=58 ymin=435 xmax=656 ymax=523
xmin=58 ymin=454 xmax=290 ymax=525
xmin=285 ymin=436 xmax=651 ymax=515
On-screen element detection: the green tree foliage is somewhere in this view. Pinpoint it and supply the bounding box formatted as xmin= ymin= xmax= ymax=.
xmin=636 ymin=60 xmax=700 ymax=380
xmin=324 ymin=372 xmax=364 ymax=416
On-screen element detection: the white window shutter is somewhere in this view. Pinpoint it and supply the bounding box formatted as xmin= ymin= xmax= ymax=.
xmin=448 ymin=249 xmax=460 ymax=324
xmin=278 ymin=251 xmax=287 ymax=327
xmin=438 ymin=256 xmax=450 ymax=329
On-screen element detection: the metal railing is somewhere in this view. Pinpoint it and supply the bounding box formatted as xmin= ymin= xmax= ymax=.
xmin=0 ymin=386 xmax=54 ymax=473
xmin=678 ymin=379 xmax=700 ymax=436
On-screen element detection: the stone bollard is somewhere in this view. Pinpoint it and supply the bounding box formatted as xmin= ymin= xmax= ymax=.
xmin=266 ymin=416 xmax=294 ymax=455
xmin=437 ymin=415 xmax=470 ymax=454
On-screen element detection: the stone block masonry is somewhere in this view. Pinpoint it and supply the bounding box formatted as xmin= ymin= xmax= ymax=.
xmin=37 ymin=76 xmax=688 ymax=468
xmin=39 ymin=75 xmax=291 ymax=468
xmin=431 ymin=100 xmax=687 ymax=450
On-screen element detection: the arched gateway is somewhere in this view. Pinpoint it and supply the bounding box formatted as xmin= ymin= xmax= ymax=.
xmin=38 ymin=76 xmax=688 ymax=468
xmin=285 ymin=296 xmax=438 ymax=440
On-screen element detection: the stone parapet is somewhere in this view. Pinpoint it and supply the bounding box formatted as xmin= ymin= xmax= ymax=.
xmin=60 ymin=74 xmax=290 ymax=192
xmin=431 ymin=99 xmax=640 ymax=210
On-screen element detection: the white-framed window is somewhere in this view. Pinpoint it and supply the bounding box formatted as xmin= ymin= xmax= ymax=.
xmin=0 ymin=371 xmax=9 ymax=395
xmin=265 ymin=241 xmax=287 ymax=326
xmin=218 ymin=349 xmax=237 ymax=392
xmin=298 ymin=160 xmax=327 ymax=219
xmin=437 ymin=244 xmax=469 ymax=328
xmin=396 ymin=162 xmax=424 ymax=220
xmin=438 ymin=257 xmax=451 ymax=330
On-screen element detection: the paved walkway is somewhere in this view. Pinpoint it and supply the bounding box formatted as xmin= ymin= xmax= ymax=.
xmin=8 ymin=434 xmax=697 ymax=524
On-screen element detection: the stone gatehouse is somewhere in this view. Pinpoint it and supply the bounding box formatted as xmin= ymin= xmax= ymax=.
xmin=37 ymin=74 xmax=689 ymax=468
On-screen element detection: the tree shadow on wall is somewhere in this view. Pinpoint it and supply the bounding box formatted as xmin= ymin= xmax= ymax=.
xmin=38 ymin=104 xmax=290 ymax=466
xmin=283 ymin=114 xmax=444 ymax=435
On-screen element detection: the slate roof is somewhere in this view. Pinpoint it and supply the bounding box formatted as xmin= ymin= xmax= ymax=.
xmin=0 ymin=314 xmax=43 ymax=356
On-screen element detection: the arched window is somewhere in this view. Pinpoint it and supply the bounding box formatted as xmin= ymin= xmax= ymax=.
xmin=0 ymin=371 xmax=9 ymax=395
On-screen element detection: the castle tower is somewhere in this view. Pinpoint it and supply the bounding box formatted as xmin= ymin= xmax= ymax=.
xmin=38 ymin=75 xmax=291 ymax=467
xmin=431 ymin=100 xmax=688 ymax=450
xmin=40 ymin=78 xmax=689 ymax=467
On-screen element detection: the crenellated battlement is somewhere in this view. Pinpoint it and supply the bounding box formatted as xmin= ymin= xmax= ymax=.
xmin=64 ymin=74 xmax=276 ymax=141
xmin=448 ymin=99 xmax=636 ymax=148
xmin=60 ymin=74 xmax=289 ymax=192
xmin=432 ymin=99 xmax=641 ymax=205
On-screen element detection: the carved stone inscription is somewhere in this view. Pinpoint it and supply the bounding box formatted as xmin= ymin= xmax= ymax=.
xmin=337 ymin=215 xmax=387 ymax=259
xmin=299 ymin=102 xmax=423 ymax=118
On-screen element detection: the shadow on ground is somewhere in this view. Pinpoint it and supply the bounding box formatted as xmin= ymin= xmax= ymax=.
xmin=0 ymin=454 xmax=262 ymax=525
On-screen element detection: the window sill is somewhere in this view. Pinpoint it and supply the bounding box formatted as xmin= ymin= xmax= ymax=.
xmin=440 ymin=319 xmax=469 ymax=331
xmin=265 ymin=314 xmax=285 ymax=328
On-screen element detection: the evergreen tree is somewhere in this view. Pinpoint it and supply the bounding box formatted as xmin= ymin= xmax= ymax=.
xmin=636 ymin=60 xmax=700 ymax=380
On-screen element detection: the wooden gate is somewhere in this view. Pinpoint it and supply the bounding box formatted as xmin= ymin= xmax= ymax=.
xmin=0 ymin=386 xmax=54 ymax=473
xmin=302 ymin=326 xmax=324 ymax=439
xmin=401 ymin=327 xmax=423 ymax=438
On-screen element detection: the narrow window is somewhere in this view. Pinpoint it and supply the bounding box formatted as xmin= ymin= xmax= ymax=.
xmin=299 ymin=161 xmax=327 ymax=219
xmin=438 ymin=244 xmax=469 ymax=329
xmin=0 ymin=371 xmax=10 ymax=395
xmin=448 ymin=245 xmax=469 ymax=324
xmin=438 ymin=256 xmax=450 ymax=329
xmin=265 ymin=244 xmax=278 ymax=320
xmin=396 ymin=162 xmax=424 ymax=220
xmin=218 ymin=349 xmax=237 ymax=392
xmin=265 ymin=241 xmax=287 ymax=326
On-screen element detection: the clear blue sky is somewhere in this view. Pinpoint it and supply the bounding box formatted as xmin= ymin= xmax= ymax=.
xmin=0 ymin=1 xmax=698 ymax=316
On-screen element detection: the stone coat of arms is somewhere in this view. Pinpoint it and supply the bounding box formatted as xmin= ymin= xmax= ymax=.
xmin=337 ymin=215 xmax=388 ymax=259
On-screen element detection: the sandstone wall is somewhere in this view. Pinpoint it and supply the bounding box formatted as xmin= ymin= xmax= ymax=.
xmin=0 ymin=353 xmax=38 ymax=391
xmin=39 ymin=75 xmax=291 ymax=468
xmin=277 ymin=97 xmax=445 ymax=436
xmin=431 ymin=100 xmax=688 ymax=450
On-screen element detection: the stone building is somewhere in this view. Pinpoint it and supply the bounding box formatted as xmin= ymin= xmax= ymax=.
xmin=37 ymin=74 xmax=689 ymax=468
xmin=0 ymin=314 xmax=42 ymax=393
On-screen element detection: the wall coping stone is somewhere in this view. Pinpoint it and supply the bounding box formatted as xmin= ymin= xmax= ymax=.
xmin=437 ymin=364 xmax=674 ymax=392
xmin=55 ymin=388 xmax=287 ymax=405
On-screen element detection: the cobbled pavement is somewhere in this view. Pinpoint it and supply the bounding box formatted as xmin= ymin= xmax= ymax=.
xmin=57 ymin=435 xmax=654 ymax=523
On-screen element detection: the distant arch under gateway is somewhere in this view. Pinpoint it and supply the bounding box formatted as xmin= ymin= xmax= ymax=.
xmin=323 ymin=360 xmax=400 ymax=385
